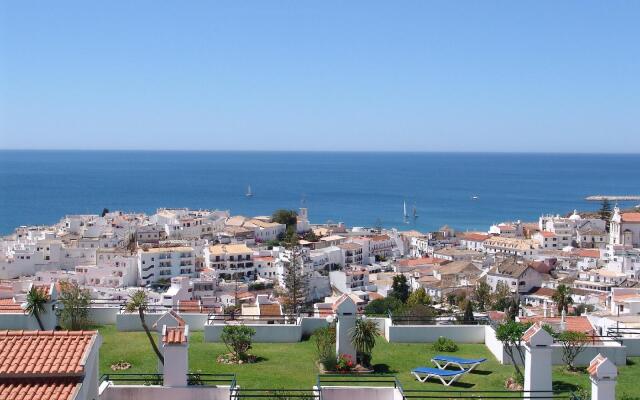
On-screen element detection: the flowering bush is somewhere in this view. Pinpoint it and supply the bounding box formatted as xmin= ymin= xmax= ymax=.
xmin=336 ymin=354 xmax=355 ymax=372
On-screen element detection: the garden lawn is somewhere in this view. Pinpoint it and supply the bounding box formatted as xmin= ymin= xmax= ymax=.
xmin=97 ymin=325 xmax=639 ymax=397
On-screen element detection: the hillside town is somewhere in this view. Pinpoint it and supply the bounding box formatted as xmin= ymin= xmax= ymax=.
xmin=1 ymin=204 xmax=639 ymax=335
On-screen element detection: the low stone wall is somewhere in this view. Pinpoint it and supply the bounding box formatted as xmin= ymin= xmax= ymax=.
xmin=385 ymin=322 xmax=486 ymax=343
xmin=205 ymin=323 xmax=303 ymax=342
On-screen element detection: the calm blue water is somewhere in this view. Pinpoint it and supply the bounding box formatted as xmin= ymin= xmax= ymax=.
xmin=1 ymin=150 xmax=639 ymax=235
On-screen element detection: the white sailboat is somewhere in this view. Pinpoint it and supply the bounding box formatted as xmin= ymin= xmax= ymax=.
xmin=246 ymin=185 xmax=253 ymax=197
xmin=403 ymin=201 xmax=409 ymax=222
xmin=413 ymin=204 xmax=418 ymax=219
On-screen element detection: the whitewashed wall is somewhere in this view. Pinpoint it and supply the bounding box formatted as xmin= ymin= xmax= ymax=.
xmin=0 ymin=307 xmax=57 ymax=330
xmin=619 ymin=337 xmax=640 ymax=356
xmin=205 ymin=323 xmax=302 ymax=342
xmin=319 ymin=386 xmax=401 ymax=400
xmin=116 ymin=313 xmax=207 ymax=331
xmin=301 ymin=317 xmax=329 ymax=336
xmin=484 ymin=326 xmax=627 ymax=366
xmin=100 ymin=385 xmax=231 ymax=400
xmin=88 ymin=307 xmax=118 ymax=325
xmin=385 ymin=323 xmax=485 ymax=343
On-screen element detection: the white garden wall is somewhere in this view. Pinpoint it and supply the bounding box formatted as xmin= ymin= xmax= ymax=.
xmin=385 ymin=323 xmax=485 ymax=343
xmin=99 ymin=385 xmax=232 ymax=400
xmin=205 ymin=323 xmax=302 ymax=342
xmin=116 ymin=312 xmax=207 ymax=331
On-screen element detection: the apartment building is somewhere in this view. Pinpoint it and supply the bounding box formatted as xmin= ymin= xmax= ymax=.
xmin=138 ymin=246 xmax=196 ymax=286
xmin=207 ymin=243 xmax=254 ymax=281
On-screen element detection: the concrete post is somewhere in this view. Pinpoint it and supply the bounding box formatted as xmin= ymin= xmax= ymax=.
xmin=522 ymin=322 xmax=553 ymax=398
xmin=333 ymin=294 xmax=357 ymax=361
xmin=588 ymin=354 xmax=617 ymax=400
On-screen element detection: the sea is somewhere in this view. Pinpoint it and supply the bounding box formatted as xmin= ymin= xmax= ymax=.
xmin=1 ymin=150 xmax=639 ymax=235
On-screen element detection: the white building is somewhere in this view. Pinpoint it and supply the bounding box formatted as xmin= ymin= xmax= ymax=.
xmin=137 ymin=245 xmax=196 ymax=286
xmin=610 ymin=208 xmax=640 ymax=247
xmin=206 ymin=243 xmax=254 ymax=281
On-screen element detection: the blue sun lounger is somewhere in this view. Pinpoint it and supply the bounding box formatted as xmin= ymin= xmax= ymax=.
xmin=411 ymin=367 xmax=467 ymax=386
xmin=431 ymin=355 xmax=487 ymax=372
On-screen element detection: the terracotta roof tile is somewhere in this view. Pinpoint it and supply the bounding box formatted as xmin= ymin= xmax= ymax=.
xmin=0 ymin=330 xmax=96 ymax=376
xmin=621 ymin=213 xmax=640 ymax=223
xmin=0 ymin=299 xmax=24 ymax=314
xmin=163 ymin=326 xmax=187 ymax=344
xmin=259 ymin=303 xmax=282 ymax=316
xmin=0 ymin=380 xmax=79 ymax=400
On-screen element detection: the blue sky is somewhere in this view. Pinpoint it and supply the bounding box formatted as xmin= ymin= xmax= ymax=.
xmin=1 ymin=1 xmax=639 ymax=152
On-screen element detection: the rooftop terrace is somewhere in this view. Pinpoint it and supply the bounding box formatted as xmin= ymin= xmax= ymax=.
xmin=97 ymin=325 xmax=639 ymax=398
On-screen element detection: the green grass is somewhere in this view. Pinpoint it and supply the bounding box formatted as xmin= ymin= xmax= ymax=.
xmin=97 ymin=325 xmax=639 ymax=397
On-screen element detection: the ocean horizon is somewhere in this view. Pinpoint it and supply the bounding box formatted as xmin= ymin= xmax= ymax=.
xmin=1 ymin=150 xmax=639 ymax=235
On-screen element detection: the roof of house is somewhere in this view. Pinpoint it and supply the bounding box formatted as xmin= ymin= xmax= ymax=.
xmin=259 ymin=303 xmax=282 ymax=316
xmin=525 ymin=287 xmax=557 ymax=298
xmin=0 ymin=298 xmax=24 ymax=314
xmin=0 ymin=330 xmax=96 ymax=376
xmin=575 ymin=249 xmax=601 ymax=258
xmin=489 ymin=259 xmax=531 ymax=277
xmin=436 ymin=261 xmax=479 ymax=276
xmin=621 ymin=213 xmax=640 ymax=223
xmin=0 ymin=379 xmax=79 ymax=400
xmin=163 ymin=326 xmax=188 ymax=344
xmin=337 ymin=243 xmax=362 ymax=251
xmin=459 ymin=232 xmax=491 ymax=242
xmin=209 ymin=243 xmax=252 ymax=255
xmin=397 ymin=257 xmax=449 ymax=267
xmin=520 ymin=316 xmax=595 ymax=334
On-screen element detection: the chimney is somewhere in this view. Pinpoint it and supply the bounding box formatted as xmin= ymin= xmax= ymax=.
xmin=162 ymin=324 xmax=189 ymax=386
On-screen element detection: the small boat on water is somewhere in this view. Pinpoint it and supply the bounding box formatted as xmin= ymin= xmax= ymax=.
xmin=471 ymin=195 xmax=479 ymax=200
xmin=246 ymin=185 xmax=253 ymax=197
xmin=413 ymin=205 xmax=419 ymax=219
xmin=403 ymin=201 xmax=410 ymax=223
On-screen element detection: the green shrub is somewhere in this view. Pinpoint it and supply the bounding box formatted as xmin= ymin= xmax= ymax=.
xmin=221 ymin=324 xmax=256 ymax=361
xmin=432 ymin=336 xmax=458 ymax=352
xmin=312 ymin=325 xmax=336 ymax=370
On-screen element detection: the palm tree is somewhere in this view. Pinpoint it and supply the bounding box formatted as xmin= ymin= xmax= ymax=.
xmin=25 ymin=286 xmax=48 ymax=330
xmin=552 ymin=284 xmax=574 ymax=315
xmin=349 ymin=318 xmax=379 ymax=367
xmin=125 ymin=290 xmax=164 ymax=364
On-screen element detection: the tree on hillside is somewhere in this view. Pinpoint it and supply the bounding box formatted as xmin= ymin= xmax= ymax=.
xmin=125 ymin=290 xmax=164 ymax=364
xmin=282 ymin=245 xmax=309 ymax=316
xmin=495 ymin=321 xmax=532 ymax=383
xmin=101 ymin=208 xmax=110 ymax=217
xmin=492 ymin=281 xmax=512 ymax=311
xmin=473 ymin=281 xmax=491 ymax=311
xmin=463 ymin=300 xmax=475 ymax=322
xmin=363 ymin=297 xmax=404 ymax=316
xmin=599 ymin=199 xmax=612 ymax=231
xmin=552 ymin=284 xmax=573 ymax=315
xmin=25 ymin=287 xmax=48 ymax=330
xmin=506 ymin=296 xmax=520 ymax=321
xmin=407 ymin=287 xmax=431 ymax=307
xmin=272 ymin=209 xmax=298 ymax=229
xmin=58 ymin=281 xmax=91 ymax=330
xmin=390 ymin=275 xmax=410 ymax=303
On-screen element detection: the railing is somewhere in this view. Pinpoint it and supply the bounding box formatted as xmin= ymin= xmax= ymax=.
xmin=231 ymin=388 xmax=319 ymax=400
xmin=401 ymin=389 xmax=580 ymax=399
xmin=607 ymin=327 xmax=640 ymax=337
xmin=100 ymin=373 xmax=163 ymax=385
xmin=207 ymin=312 xmax=307 ymax=324
xmin=317 ymin=373 xmax=403 ymax=389
xmin=101 ymin=372 xmax=236 ymax=387
xmin=187 ymin=373 xmax=236 ymax=386
xmin=391 ymin=315 xmax=489 ymax=326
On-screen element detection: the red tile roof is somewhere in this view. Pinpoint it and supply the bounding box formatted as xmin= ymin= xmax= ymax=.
xmin=459 ymin=232 xmax=491 ymax=242
xmin=163 ymin=326 xmax=187 ymax=344
xmin=621 ymin=213 xmax=640 ymax=223
xmin=0 ymin=330 xmax=96 ymax=376
xmin=397 ymin=257 xmax=449 ymax=267
xmin=0 ymin=380 xmax=79 ymax=400
xmin=0 ymin=298 xmax=24 ymax=314
xmin=576 ymin=249 xmax=600 ymax=258
xmin=540 ymin=231 xmax=556 ymax=238
xmin=588 ymin=354 xmax=607 ymax=377
xmin=177 ymin=300 xmax=201 ymax=313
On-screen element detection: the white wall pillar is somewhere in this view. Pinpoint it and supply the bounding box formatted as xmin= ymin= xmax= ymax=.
xmin=589 ymin=354 xmax=617 ymax=400
xmin=161 ymin=324 xmax=189 ymax=387
xmin=523 ymin=323 xmax=553 ymax=398
xmin=334 ymin=294 xmax=357 ymax=361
